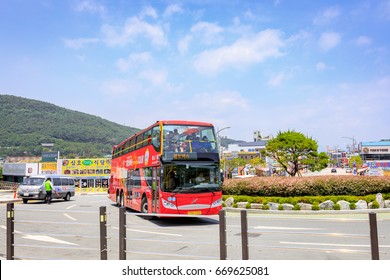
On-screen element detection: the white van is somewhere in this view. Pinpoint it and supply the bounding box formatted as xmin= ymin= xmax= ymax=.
xmin=17 ymin=175 xmax=76 ymax=204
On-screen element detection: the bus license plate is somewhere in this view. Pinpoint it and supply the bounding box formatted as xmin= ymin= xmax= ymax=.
xmin=188 ymin=211 xmax=201 ymax=215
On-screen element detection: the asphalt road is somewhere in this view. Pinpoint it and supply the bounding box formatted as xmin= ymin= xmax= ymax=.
xmin=1 ymin=194 xmax=389 ymax=260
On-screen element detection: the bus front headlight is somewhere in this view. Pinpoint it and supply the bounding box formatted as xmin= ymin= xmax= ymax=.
xmin=211 ymin=198 xmax=222 ymax=208
xmin=162 ymin=198 xmax=177 ymax=210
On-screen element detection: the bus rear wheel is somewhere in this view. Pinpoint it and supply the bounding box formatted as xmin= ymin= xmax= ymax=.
xmin=141 ymin=197 xmax=152 ymax=219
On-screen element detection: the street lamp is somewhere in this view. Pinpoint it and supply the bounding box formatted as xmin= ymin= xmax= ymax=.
xmin=216 ymin=126 xmax=231 ymax=152
xmin=216 ymin=127 xmax=231 ymax=179
xmin=341 ymin=136 xmax=357 ymax=154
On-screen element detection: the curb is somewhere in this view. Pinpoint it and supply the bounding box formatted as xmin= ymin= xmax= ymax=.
xmin=224 ymin=207 xmax=390 ymax=215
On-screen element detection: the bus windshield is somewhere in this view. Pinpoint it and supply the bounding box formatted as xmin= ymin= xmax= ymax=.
xmin=161 ymin=163 xmax=221 ymax=193
xmin=163 ymin=124 xmax=218 ymax=153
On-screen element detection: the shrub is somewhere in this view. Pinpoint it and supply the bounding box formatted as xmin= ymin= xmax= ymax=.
xmin=371 ymin=201 xmax=380 ymax=209
xmin=293 ymin=204 xmax=301 ymax=211
xmin=350 ymin=202 xmax=356 ymax=210
xmin=262 ymin=204 xmax=270 ymax=210
xmin=312 ymin=203 xmax=320 ymax=211
xmin=222 ymin=176 xmax=390 ymax=197
xmin=233 ymin=203 xmax=238 ymax=208
xmin=278 ymin=204 xmax=284 ymax=211
xmin=246 ymin=202 xmax=251 ymax=209
xmin=333 ymin=204 xmax=341 ymax=210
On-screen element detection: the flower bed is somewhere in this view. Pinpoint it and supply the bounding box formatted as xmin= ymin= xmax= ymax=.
xmin=222 ymin=176 xmax=390 ymax=197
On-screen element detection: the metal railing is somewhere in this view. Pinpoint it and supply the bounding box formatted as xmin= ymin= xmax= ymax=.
xmin=225 ymin=210 xmax=385 ymax=260
xmin=5 ymin=202 xmax=108 ymax=260
xmin=3 ymin=203 xmax=387 ymax=260
xmin=118 ymin=207 xmax=223 ymax=260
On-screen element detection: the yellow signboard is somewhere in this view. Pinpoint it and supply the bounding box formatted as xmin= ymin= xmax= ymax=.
xmin=41 ymin=162 xmax=58 ymax=174
xmin=62 ymin=158 xmax=111 ymax=177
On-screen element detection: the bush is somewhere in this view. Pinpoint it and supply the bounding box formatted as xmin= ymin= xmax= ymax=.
xmin=262 ymin=204 xmax=270 ymax=210
xmin=278 ymin=204 xmax=284 ymax=211
xmin=246 ymin=202 xmax=251 ymax=209
xmin=293 ymin=204 xmax=301 ymax=211
xmin=333 ymin=204 xmax=341 ymax=210
xmin=222 ymin=176 xmax=390 ymax=197
xmin=350 ymin=202 xmax=356 ymax=210
xmin=312 ymin=203 xmax=320 ymax=211
xmin=371 ymin=201 xmax=380 ymax=209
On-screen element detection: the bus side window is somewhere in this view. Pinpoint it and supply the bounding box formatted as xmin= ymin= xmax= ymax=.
xmin=143 ymin=130 xmax=151 ymax=147
xmin=151 ymin=126 xmax=161 ymax=152
xmin=130 ymin=138 xmax=135 ymax=152
xmin=136 ymin=134 xmax=143 ymax=149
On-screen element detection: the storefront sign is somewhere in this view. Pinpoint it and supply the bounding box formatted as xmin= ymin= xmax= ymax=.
xmin=61 ymin=158 xmax=111 ymax=177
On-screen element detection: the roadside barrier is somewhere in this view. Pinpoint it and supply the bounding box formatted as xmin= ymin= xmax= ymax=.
xmin=226 ymin=210 xmax=386 ymax=260
xmin=3 ymin=203 xmax=388 ymax=260
xmin=5 ymin=202 xmax=108 ymax=260
xmin=118 ymin=207 xmax=223 ymax=260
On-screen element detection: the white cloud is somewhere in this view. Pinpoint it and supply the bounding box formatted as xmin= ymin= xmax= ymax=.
xmin=178 ymin=35 xmax=192 ymax=55
xmin=102 ymin=17 xmax=167 ymax=47
xmin=115 ymin=52 xmax=152 ymax=72
xmin=313 ymin=6 xmax=340 ymax=25
xmin=319 ymin=31 xmax=341 ymax=51
xmin=193 ymin=29 xmax=284 ymax=75
xmin=163 ymin=4 xmax=183 ymax=17
xmin=177 ymin=21 xmax=223 ymax=55
xmin=63 ymin=37 xmax=99 ymax=49
xmin=138 ymin=69 xmax=167 ymax=85
xmin=73 ymin=0 xmax=106 ymax=18
xmin=268 ymin=72 xmax=288 ymax=87
xmin=139 ymin=6 xmax=158 ymax=19
xmin=190 ymin=21 xmax=224 ymax=45
xmin=355 ymin=36 xmax=372 ymax=46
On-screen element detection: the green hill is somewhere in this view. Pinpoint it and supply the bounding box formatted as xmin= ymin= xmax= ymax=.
xmin=0 ymin=94 xmax=140 ymax=158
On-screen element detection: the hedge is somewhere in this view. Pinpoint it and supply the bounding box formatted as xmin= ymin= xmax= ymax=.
xmin=222 ymin=176 xmax=390 ymax=197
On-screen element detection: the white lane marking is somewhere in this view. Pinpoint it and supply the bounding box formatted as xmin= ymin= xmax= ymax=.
xmin=66 ymin=205 xmax=76 ymax=210
xmin=63 ymin=213 xmax=77 ymax=221
xmin=22 ymin=234 xmax=79 ymax=246
xmin=111 ymin=226 xmax=182 ymax=237
xmin=128 ymin=229 xmax=182 ymax=237
xmin=254 ymin=226 xmax=323 ymax=230
xmin=280 ymin=241 xmax=390 ymax=248
xmin=0 ymin=225 xmax=78 ymax=246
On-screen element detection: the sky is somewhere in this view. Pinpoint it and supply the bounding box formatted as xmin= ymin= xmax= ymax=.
xmin=1 ymin=0 xmax=390 ymax=151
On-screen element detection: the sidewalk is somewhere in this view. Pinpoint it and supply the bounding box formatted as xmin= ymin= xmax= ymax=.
xmin=0 ymin=190 xmax=106 ymax=204
xmin=0 ymin=190 xmax=20 ymax=204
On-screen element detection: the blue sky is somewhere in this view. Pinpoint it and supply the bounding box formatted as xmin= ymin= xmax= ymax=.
xmin=1 ymin=0 xmax=389 ymax=151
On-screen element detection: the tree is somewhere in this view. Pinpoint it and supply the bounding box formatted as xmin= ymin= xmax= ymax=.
xmin=348 ymin=155 xmax=363 ymax=169
xmin=262 ymin=130 xmax=328 ymax=177
xmin=221 ymin=157 xmax=246 ymax=178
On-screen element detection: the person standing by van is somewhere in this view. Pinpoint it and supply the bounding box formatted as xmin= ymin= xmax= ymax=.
xmin=44 ymin=178 xmax=54 ymax=204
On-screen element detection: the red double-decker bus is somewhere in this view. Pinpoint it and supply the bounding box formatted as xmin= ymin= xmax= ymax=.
xmin=108 ymin=120 xmax=222 ymax=215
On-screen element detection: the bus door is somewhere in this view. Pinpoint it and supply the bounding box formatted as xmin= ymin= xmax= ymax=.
xmin=151 ymin=167 xmax=159 ymax=213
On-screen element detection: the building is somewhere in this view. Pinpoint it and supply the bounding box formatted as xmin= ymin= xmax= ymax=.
xmin=2 ymin=157 xmax=111 ymax=188
xmin=228 ymin=140 xmax=268 ymax=154
xmin=359 ymin=140 xmax=390 ymax=176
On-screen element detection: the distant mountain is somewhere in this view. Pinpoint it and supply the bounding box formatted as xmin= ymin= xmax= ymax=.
xmin=0 ymin=94 xmax=140 ymax=157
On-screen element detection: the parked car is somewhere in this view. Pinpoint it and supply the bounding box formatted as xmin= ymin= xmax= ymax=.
xmin=331 ymin=168 xmax=337 ymax=173
xmin=345 ymin=168 xmax=352 ymax=173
